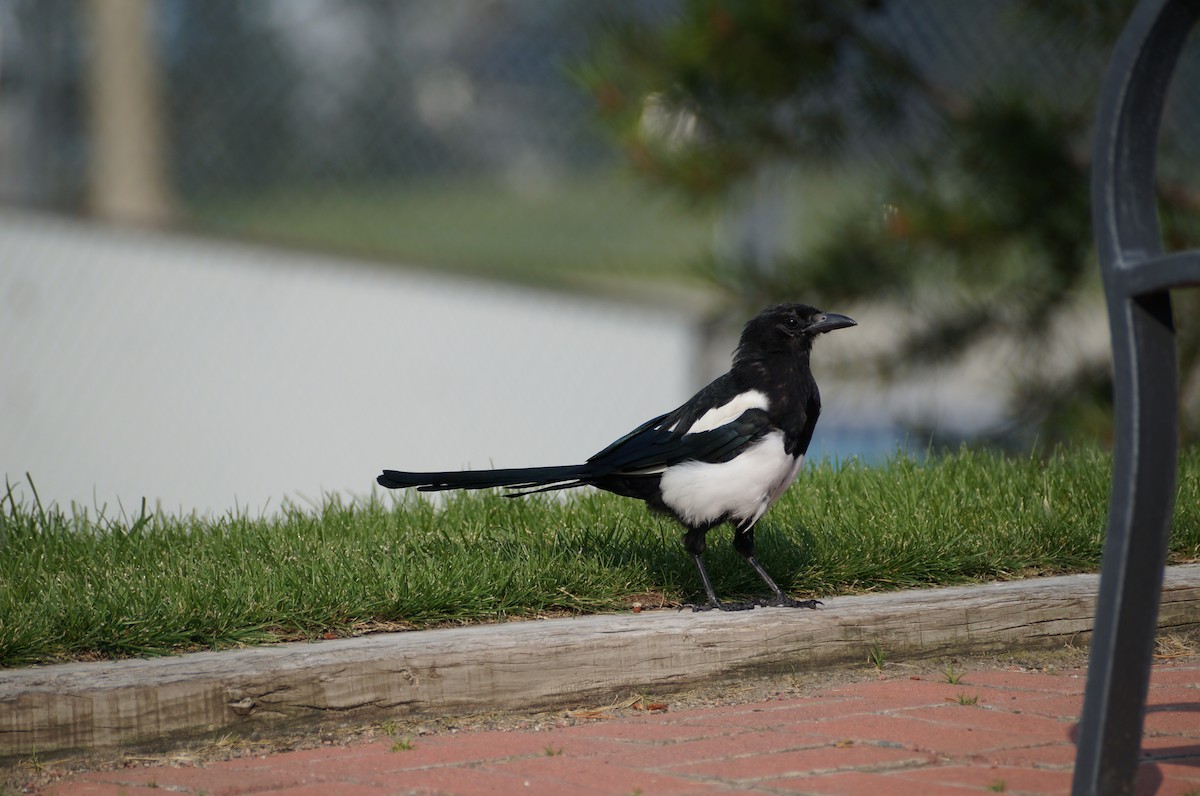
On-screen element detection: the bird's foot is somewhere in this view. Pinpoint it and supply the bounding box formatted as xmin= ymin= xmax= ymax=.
xmin=756 ymin=596 xmax=823 ymax=609
xmin=685 ymin=600 xmax=757 ymax=612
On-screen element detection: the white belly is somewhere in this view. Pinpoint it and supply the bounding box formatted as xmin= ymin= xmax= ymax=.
xmin=658 ymin=430 xmax=803 ymax=528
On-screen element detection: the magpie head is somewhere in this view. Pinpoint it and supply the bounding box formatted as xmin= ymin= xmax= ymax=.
xmin=737 ymin=303 xmax=857 ymax=359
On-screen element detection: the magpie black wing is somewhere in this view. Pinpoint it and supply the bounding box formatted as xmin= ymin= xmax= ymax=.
xmin=658 ymin=373 xmax=745 ymax=439
xmin=584 ymin=371 xmax=775 ymax=477
xmin=499 ymin=406 xmax=769 ymax=498
xmin=586 ymin=411 xmax=671 ymax=464
xmin=588 ymin=407 xmax=774 ymax=475
xmin=590 ymin=372 xmax=742 ymax=451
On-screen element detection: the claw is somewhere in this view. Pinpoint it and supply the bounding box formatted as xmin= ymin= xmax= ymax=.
xmin=686 ymin=597 xmax=822 ymax=612
xmin=686 ymin=600 xmax=757 ymax=612
xmin=758 ymin=596 xmax=822 ymax=609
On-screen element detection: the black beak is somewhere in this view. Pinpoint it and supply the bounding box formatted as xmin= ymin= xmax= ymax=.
xmin=807 ymin=312 xmax=857 ymax=334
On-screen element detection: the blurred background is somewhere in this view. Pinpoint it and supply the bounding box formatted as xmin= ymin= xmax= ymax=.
xmin=0 ymin=0 xmax=1197 ymax=515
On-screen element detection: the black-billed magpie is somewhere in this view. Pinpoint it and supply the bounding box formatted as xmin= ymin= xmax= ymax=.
xmin=377 ymin=303 xmax=856 ymax=611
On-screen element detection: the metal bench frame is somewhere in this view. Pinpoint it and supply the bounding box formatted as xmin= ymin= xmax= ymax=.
xmin=1073 ymin=0 xmax=1200 ymax=793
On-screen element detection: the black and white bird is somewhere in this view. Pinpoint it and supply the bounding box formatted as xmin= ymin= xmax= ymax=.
xmin=377 ymin=303 xmax=856 ymax=611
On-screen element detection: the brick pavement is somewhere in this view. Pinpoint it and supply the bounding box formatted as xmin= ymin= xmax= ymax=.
xmin=34 ymin=660 xmax=1200 ymax=795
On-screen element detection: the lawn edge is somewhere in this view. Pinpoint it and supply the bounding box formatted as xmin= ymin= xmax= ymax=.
xmin=3 ymin=563 xmax=1199 ymax=759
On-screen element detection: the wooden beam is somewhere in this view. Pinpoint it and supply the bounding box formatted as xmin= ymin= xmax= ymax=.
xmin=3 ymin=565 xmax=1199 ymax=758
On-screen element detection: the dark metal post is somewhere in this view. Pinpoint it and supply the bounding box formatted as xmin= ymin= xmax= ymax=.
xmin=1074 ymin=1 xmax=1200 ymax=794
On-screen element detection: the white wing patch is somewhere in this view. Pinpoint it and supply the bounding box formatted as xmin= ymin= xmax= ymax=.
xmin=659 ymin=430 xmax=803 ymax=528
xmin=676 ymin=389 xmax=769 ymax=434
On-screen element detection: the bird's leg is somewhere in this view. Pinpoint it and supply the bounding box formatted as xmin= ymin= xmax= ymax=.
xmin=687 ymin=554 xmax=756 ymax=612
xmin=743 ymin=555 xmax=821 ymax=609
xmin=733 ymin=526 xmax=822 ymax=610
xmin=689 ymin=553 xmax=721 ymax=610
xmin=682 ymin=529 xmax=754 ymax=612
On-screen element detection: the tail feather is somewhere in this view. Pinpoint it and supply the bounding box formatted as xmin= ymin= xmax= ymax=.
xmin=377 ymin=464 xmax=590 ymax=493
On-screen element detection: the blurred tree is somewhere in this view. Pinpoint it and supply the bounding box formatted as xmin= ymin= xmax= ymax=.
xmin=163 ymin=1 xmax=297 ymax=196
xmin=577 ymin=0 xmax=1200 ymax=447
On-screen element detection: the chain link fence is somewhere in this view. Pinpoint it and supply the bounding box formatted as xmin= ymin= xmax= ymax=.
xmin=2 ymin=1 xmax=694 ymax=288
xmin=3 ymin=0 xmax=1193 ymax=282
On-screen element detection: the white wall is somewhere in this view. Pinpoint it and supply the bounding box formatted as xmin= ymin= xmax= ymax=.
xmin=1 ymin=212 xmax=696 ymax=515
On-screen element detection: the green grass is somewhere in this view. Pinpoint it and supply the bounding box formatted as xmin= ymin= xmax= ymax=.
xmin=2 ymin=446 xmax=1198 ymax=668
xmin=187 ymin=171 xmax=716 ymax=291
xmin=867 ymin=641 xmax=887 ymax=671
xmin=184 ymin=167 xmax=876 ymax=295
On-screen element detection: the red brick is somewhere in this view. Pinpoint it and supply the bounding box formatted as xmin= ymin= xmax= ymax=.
xmin=268 ymin=785 xmax=391 ymax=796
xmin=1015 ymin=692 xmax=1086 ymax=720
xmin=304 ymin=730 xmax=576 ymax=777
xmin=897 ymin=703 xmax=1075 ymax=742
xmin=1145 ymin=691 xmax=1200 ymax=709
xmin=963 ymin=670 xmax=1089 ymax=694
xmin=370 ymin=765 xmax=541 ymax=796
xmin=1146 ymin=759 xmax=1200 ymax=783
xmin=663 ymin=695 xmax=827 ymax=719
xmin=985 ymin=742 xmax=1078 ymax=769
xmin=44 ymin=785 xmax=168 ymax=796
xmin=822 ymin=679 xmax=975 ymax=709
xmin=1135 ymin=761 xmax=1200 ymax=796
xmin=1142 ymin=736 xmax=1200 ymax=756
xmin=896 ymin=762 xmax=1075 ymax=793
xmin=72 ymin=764 xmax=316 ymax=795
xmin=1148 ymin=664 xmax=1200 ymax=687
xmin=561 ymin=719 xmax=728 ymax=743
xmin=1143 ymin=708 xmax=1200 ymax=738
xmin=674 ymin=741 xmax=933 ymax=782
xmin=800 ymin=713 xmax=1033 ymax=755
xmin=766 ymin=770 xmax=979 ymax=795
xmin=482 ymin=756 xmax=720 ymax=794
xmin=574 ymin=730 xmax=816 ymax=769
xmin=671 ymin=697 xmax=866 ymax=728
xmin=227 ymin=741 xmax=391 ymax=767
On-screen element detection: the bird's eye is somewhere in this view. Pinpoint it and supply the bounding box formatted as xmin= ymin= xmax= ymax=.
xmin=785 ymin=317 xmax=799 ymax=328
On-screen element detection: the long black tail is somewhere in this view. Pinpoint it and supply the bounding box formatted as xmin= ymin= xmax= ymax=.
xmin=377 ymin=464 xmax=591 ymax=494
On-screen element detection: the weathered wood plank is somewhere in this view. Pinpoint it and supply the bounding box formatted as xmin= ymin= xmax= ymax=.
xmin=3 ymin=565 xmax=1199 ymax=758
